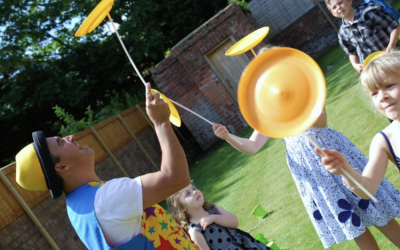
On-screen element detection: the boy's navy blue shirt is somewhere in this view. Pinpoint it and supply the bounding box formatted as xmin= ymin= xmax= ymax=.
xmin=338 ymin=3 xmax=398 ymax=63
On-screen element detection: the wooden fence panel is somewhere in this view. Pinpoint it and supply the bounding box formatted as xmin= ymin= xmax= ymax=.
xmin=94 ymin=116 xmax=131 ymax=153
xmin=0 ymin=168 xmax=21 ymax=229
xmin=0 ymin=163 xmax=49 ymax=229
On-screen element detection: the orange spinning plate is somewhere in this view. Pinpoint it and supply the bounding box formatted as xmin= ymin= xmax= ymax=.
xmin=225 ymin=27 xmax=269 ymax=56
xmin=238 ymin=48 xmax=326 ymax=138
xmin=363 ymin=51 xmax=386 ymax=68
xmin=75 ymin=0 xmax=115 ymax=37
xmin=151 ymin=89 xmax=181 ymax=127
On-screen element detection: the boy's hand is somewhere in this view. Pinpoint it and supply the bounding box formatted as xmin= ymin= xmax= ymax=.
xmin=213 ymin=123 xmax=229 ymax=140
xmin=353 ymin=63 xmax=363 ymax=73
xmin=145 ymin=82 xmax=170 ymax=126
xmin=386 ymin=45 xmax=394 ymax=54
xmin=315 ymin=148 xmax=350 ymax=175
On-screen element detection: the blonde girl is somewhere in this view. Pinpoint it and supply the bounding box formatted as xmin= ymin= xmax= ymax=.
xmin=319 ymin=51 xmax=400 ymax=202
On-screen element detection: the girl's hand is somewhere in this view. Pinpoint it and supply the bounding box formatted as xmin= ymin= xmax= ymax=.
xmin=213 ymin=123 xmax=229 ymax=140
xmin=199 ymin=215 xmax=214 ymax=230
xmin=315 ymin=148 xmax=349 ymax=175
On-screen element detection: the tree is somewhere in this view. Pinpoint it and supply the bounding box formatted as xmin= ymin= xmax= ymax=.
xmin=0 ymin=0 xmax=228 ymax=166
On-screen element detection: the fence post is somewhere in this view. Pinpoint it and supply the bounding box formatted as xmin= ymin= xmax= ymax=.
xmin=90 ymin=127 xmax=129 ymax=177
xmin=313 ymin=0 xmax=338 ymax=32
xmin=0 ymin=170 xmax=60 ymax=250
xmin=136 ymin=104 xmax=154 ymax=130
xmin=117 ymin=114 xmax=160 ymax=170
xmin=136 ymin=104 xmax=186 ymax=141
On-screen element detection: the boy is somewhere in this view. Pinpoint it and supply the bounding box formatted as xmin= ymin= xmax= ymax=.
xmin=325 ymin=0 xmax=400 ymax=72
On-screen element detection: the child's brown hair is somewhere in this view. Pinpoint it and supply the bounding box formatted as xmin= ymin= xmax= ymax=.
xmin=166 ymin=184 xmax=215 ymax=228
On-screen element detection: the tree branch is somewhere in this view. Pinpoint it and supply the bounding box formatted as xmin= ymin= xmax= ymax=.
xmin=46 ymin=32 xmax=72 ymax=49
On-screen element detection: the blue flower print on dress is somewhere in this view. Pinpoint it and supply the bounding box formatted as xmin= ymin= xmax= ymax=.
xmin=349 ymin=192 xmax=376 ymax=210
xmin=312 ymin=200 xmax=323 ymax=221
xmin=358 ymin=198 xmax=376 ymax=210
xmin=338 ymin=199 xmax=361 ymax=227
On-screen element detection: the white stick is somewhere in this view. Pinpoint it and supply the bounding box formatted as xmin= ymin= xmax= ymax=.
xmin=170 ymin=99 xmax=243 ymax=145
xmin=107 ymin=14 xmax=147 ymax=86
xmin=251 ymin=48 xmax=257 ymax=57
xmin=169 ymin=99 xmax=212 ymax=125
xmin=107 ymin=15 xmax=242 ymax=146
xmin=303 ymin=133 xmax=378 ymax=203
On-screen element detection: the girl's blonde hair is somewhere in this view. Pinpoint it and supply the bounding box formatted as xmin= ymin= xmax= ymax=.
xmin=166 ymin=184 xmax=215 ymax=228
xmin=360 ymin=51 xmax=400 ymax=93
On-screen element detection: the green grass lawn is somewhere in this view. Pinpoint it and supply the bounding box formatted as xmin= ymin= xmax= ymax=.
xmin=185 ymin=30 xmax=400 ymax=250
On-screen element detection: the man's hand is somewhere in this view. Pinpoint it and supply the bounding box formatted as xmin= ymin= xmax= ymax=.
xmin=145 ymin=83 xmax=170 ymax=126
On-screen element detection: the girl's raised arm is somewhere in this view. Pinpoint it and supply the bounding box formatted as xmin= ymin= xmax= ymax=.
xmin=198 ymin=205 xmax=239 ymax=230
xmin=188 ymin=229 xmax=210 ymax=250
xmin=357 ymin=133 xmax=390 ymax=198
xmin=318 ymin=133 xmax=390 ymax=199
xmin=213 ymin=123 xmax=269 ymax=154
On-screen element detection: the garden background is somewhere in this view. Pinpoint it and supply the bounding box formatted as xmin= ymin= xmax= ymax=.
xmin=1 ymin=0 xmax=400 ymax=249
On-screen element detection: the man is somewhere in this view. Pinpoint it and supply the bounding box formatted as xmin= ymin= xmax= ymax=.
xmin=15 ymin=83 xmax=196 ymax=249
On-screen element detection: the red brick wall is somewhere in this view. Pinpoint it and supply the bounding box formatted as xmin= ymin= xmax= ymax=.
xmin=152 ymin=1 xmax=370 ymax=149
xmin=152 ymin=4 xmax=263 ymax=149
xmin=0 ymin=127 xmax=162 ymax=249
xmin=0 ymin=197 xmax=84 ymax=250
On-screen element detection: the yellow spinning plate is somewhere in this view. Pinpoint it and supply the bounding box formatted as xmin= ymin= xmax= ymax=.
xmin=363 ymin=51 xmax=386 ymax=68
xmin=238 ymin=47 xmax=326 ymax=138
xmin=225 ymin=27 xmax=269 ymax=56
xmin=151 ymin=89 xmax=181 ymax=127
xmin=75 ymin=0 xmax=115 ymax=37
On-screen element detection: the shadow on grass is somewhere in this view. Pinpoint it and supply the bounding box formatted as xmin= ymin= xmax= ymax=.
xmin=316 ymin=45 xmax=361 ymax=103
xmin=189 ymin=133 xmax=285 ymax=205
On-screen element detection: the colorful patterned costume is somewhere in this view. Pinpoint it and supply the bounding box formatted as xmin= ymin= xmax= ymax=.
xmin=141 ymin=204 xmax=200 ymax=250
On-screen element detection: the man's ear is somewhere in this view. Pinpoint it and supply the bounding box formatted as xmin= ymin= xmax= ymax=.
xmin=55 ymin=164 xmax=69 ymax=174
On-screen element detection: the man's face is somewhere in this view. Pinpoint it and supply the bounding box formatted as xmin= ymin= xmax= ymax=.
xmin=46 ymin=135 xmax=94 ymax=170
xmin=328 ymin=0 xmax=353 ymax=19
